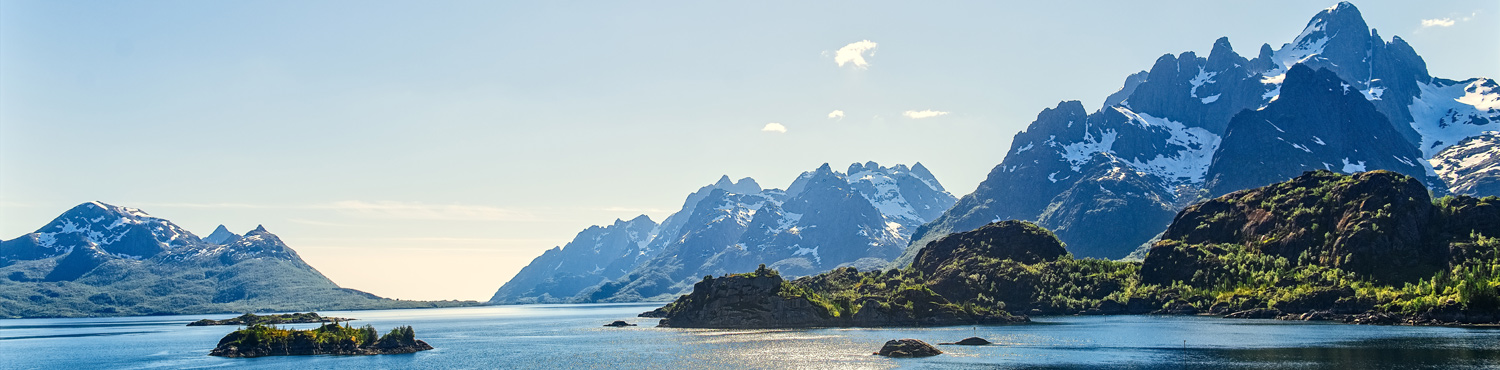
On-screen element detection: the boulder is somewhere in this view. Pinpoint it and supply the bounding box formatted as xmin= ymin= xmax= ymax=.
xmin=876 ymin=339 xmax=942 ymax=357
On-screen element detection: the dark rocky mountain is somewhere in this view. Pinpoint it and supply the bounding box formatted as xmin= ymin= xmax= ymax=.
xmin=905 ymin=2 xmax=1495 ymax=262
xmin=0 ymin=202 xmax=474 ymax=318
xmin=493 ymin=162 xmax=957 ymax=304
xmin=1206 ymin=65 xmax=1441 ymax=195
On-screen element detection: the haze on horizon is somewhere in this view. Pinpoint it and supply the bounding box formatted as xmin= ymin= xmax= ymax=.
xmin=2 ymin=0 xmax=1495 ymax=301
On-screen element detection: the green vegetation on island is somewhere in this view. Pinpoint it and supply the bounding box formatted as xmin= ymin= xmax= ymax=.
xmin=188 ymin=312 xmax=353 ymax=326
xmin=209 ymin=322 xmax=432 ymax=357
xmin=650 ymin=171 xmax=1500 ymax=328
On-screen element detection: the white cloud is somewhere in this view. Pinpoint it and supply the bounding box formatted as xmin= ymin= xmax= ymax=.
xmin=902 ymin=110 xmax=950 ymax=119
xmin=1421 ymin=18 xmax=1456 ymax=27
xmin=827 ymin=110 xmax=845 ymax=119
xmin=834 ymin=40 xmax=878 ymax=69
xmin=762 ymin=122 xmax=787 ymax=133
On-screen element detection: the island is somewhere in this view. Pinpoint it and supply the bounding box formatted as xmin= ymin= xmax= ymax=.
xmin=188 ymin=312 xmax=354 ymax=326
xmin=649 ymin=171 xmax=1500 ymax=328
xmin=208 ymin=323 xmax=432 ymax=357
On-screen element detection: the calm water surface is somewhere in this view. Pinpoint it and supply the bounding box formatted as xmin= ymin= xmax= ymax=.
xmin=3 ymin=303 xmax=1498 ymax=369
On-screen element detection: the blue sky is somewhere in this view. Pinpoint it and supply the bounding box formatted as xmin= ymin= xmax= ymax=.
xmin=2 ymin=1 xmax=1495 ymax=300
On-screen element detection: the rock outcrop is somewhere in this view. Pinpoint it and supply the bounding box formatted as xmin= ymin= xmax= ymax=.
xmin=876 ymin=339 xmax=942 ymax=357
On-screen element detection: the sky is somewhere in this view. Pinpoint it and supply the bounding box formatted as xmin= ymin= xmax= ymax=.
xmin=2 ymin=1 xmax=1496 ymax=301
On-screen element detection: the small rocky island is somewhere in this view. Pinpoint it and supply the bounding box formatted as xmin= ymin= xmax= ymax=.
xmin=188 ymin=312 xmax=353 ymax=326
xmin=209 ymin=323 xmax=432 ymax=357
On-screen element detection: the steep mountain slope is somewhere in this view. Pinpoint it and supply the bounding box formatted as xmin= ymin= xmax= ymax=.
xmin=0 ymin=202 xmax=472 ymax=318
xmin=906 ymin=2 xmax=1493 ymax=262
xmin=493 ymin=162 xmax=956 ymax=304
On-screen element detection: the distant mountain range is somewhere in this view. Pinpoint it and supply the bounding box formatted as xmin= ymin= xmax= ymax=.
xmin=0 ymin=202 xmax=474 ymax=318
xmin=489 ymin=162 xmax=956 ymax=304
xmin=905 ymin=2 xmax=1499 ymax=263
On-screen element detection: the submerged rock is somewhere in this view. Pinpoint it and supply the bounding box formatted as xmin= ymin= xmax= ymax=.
xmin=876 ymin=339 xmax=943 ymax=357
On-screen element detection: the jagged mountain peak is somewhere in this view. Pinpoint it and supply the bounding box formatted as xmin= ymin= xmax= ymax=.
xmin=202 ymin=225 xmax=241 ymax=245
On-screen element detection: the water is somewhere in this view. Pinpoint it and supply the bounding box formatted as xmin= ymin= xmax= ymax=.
xmin=3 ymin=303 xmax=1499 ymax=369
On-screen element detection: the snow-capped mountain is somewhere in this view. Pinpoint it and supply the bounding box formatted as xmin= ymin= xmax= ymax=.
xmin=491 ymin=161 xmax=957 ymax=304
xmin=0 ymin=202 xmax=449 ymax=318
xmin=906 ymin=2 xmax=1496 ymax=263
xmin=489 ymin=215 xmax=658 ymax=304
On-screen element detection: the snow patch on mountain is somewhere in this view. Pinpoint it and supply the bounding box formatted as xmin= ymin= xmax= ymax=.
xmin=1341 ymin=158 xmax=1368 ymax=173
xmin=1057 ymin=130 xmax=1119 ymax=172
xmin=1409 ymin=78 xmax=1500 ymax=157
xmin=1113 ymin=107 xmax=1223 ymax=185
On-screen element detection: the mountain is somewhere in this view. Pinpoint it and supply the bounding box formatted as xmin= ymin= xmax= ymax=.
xmin=203 ymin=225 xmax=242 ymax=245
xmin=650 ymin=170 xmax=1500 ymax=329
xmin=488 ymin=216 xmax=658 ymax=304
xmin=0 ymin=202 xmax=474 ymax=318
xmin=1205 ymin=64 xmax=1441 ymax=195
xmin=905 ymin=2 xmax=1495 ymax=263
xmin=491 ymin=162 xmax=957 ymax=304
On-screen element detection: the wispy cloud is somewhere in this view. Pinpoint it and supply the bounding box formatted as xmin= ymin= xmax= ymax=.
xmin=833 ymin=40 xmax=877 ymax=69
xmin=827 ymin=110 xmax=845 ymax=120
xmin=762 ymin=122 xmax=787 ymax=133
xmin=903 ymin=110 xmax=950 ymax=119
xmin=324 ymin=201 xmax=534 ymax=221
xmin=286 ymin=218 xmax=362 ymax=227
xmin=1421 ymin=18 xmax=1456 ymax=27
xmin=137 ymin=201 xmax=535 ymax=221
xmin=600 ymin=206 xmax=677 ymax=214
